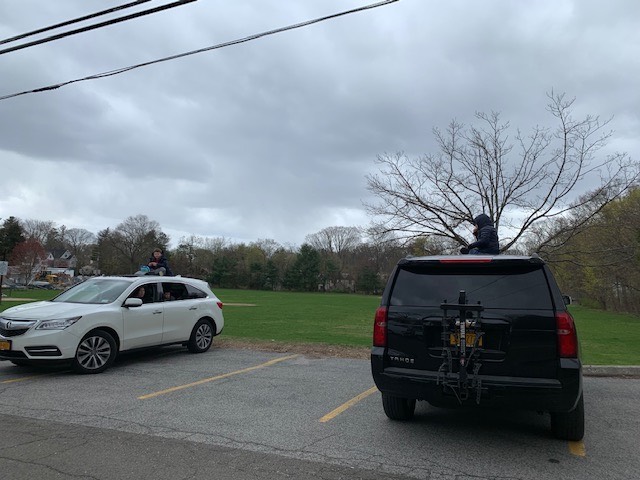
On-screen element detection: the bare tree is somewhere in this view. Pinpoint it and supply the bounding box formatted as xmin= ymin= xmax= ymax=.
xmin=304 ymin=226 xmax=362 ymax=290
xmin=250 ymin=238 xmax=281 ymax=260
xmin=65 ymin=228 xmax=96 ymax=254
xmin=21 ymin=219 xmax=56 ymax=245
xmin=62 ymin=227 xmax=97 ymax=270
xmin=305 ymin=226 xmax=362 ymax=257
xmin=365 ymin=92 xmax=639 ymax=251
xmin=110 ymin=215 xmax=169 ymax=272
xmin=201 ymin=237 xmax=228 ymax=255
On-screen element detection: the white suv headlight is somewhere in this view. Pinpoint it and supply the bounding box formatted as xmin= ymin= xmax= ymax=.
xmin=36 ymin=317 xmax=82 ymax=330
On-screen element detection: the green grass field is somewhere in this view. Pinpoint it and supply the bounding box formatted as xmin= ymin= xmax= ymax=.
xmin=567 ymin=305 xmax=640 ymax=366
xmin=2 ymin=288 xmax=638 ymax=365
xmin=217 ymin=289 xmax=379 ymax=346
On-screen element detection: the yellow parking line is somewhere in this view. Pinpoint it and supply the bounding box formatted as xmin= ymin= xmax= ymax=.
xmin=138 ymin=354 xmax=299 ymax=400
xmin=569 ymin=440 xmax=586 ymax=457
xmin=1 ymin=371 xmax=69 ymax=384
xmin=319 ymin=386 xmax=378 ymax=423
xmin=1 ymin=375 xmax=43 ymax=384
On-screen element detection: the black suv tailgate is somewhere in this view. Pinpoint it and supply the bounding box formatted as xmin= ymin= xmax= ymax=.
xmin=383 ymin=257 xmax=560 ymax=379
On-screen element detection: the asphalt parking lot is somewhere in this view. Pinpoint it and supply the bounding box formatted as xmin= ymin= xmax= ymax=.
xmin=1 ymin=345 xmax=639 ymax=480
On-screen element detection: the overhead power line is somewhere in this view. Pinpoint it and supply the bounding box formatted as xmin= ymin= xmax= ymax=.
xmin=0 ymin=0 xmax=400 ymax=101
xmin=0 ymin=0 xmax=197 ymax=56
xmin=0 ymin=0 xmax=153 ymax=46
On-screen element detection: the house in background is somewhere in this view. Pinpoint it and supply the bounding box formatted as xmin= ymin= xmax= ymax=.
xmin=46 ymin=249 xmax=78 ymax=270
xmin=4 ymin=250 xmax=77 ymax=286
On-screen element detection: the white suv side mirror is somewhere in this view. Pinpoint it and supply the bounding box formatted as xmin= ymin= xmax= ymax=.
xmin=124 ymin=298 xmax=143 ymax=308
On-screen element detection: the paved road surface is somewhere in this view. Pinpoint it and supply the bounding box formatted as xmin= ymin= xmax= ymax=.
xmin=0 ymin=346 xmax=638 ymax=479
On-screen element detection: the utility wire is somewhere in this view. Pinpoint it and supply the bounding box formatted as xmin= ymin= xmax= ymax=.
xmin=0 ymin=0 xmax=153 ymax=46
xmin=0 ymin=0 xmax=400 ymax=101
xmin=0 ymin=0 xmax=197 ymax=56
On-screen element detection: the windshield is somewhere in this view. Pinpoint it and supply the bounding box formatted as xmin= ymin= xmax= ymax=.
xmin=52 ymin=279 xmax=133 ymax=304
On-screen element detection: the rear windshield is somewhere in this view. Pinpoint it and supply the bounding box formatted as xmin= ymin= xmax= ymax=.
xmin=390 ymin=266 xmax=552 ymax=309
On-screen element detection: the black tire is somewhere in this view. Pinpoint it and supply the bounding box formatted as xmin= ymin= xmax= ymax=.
xmin=72 ymin=330 xmax=117 ymax=374
xmin=382 ymin=392 xmax=416 ymax=420
xmin=187 ymin=319 xmax=214 ymax=353
xmin=550 ymin=393 xmax=585 ymax=441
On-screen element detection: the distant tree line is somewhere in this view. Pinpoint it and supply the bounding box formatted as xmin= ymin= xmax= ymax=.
xmin=1 ymin=187 xmax=639 ymax=311
xmin=530 ymin=187 xmax=640 ymax=313
xmin=0 ymin=215 xmax=407 ymax=295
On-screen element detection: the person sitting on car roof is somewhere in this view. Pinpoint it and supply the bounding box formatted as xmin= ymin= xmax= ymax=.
xmin=460 ymin=213 xmax=500 ymax=254
xmin=141 ymin=248 xmax=173 ymax=276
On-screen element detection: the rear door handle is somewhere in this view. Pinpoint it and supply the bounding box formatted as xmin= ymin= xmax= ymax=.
xmin=153 ymin=310 xmax=162 ymax=315
xmin=189 ymin=306 xmax=197 ymax=310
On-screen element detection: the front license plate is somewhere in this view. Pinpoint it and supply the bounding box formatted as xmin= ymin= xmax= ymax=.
xmin=0 ymin=339 xmax=11 ymax=351
xmin=449 ymin=333 xmax=482 ymax=347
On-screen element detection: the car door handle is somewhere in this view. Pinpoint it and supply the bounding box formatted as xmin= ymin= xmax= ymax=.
xmin=189 ymin=306 xmax=198 ymax=310
xmin=153 ymin=310 xmax=162 ymax=315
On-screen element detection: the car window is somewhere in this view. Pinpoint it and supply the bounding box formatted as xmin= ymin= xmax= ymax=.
xmin=129 ymin=283 xmax=159 ymax=304
xmin=52 ymin=279 xmax=132 ymax=304
xmin=185 ymin=284 xmax=207 ymax=299
xmin=161 ymin=282 xmax=188 ymax=301
xmin=390 ymin=266 xmax=553 ymax=309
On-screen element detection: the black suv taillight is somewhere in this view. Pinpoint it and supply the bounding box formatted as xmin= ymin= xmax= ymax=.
xmin=373 ymin=306 xmax=388 ymax=347
xmin=556 ymin=311 xmax=578 ymax=358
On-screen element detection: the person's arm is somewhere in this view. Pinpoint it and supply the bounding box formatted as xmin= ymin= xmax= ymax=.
xmin=468 ymin=228 xmax=490 ymax=249
xmin=155 ymin=257 xmax=169 ymax=269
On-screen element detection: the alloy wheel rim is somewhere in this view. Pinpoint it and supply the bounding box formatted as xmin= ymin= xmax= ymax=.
xmin=77 ymin=336 xmax=111 ymax=370
xmin=195 ymin=324 xmax=212 ymax=349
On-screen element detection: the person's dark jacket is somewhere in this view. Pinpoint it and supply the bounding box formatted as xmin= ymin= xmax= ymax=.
xmin=148 ymin=254 xmax=174 ymax=276
xmin=467 ymin=213 xmax=500 ymax=254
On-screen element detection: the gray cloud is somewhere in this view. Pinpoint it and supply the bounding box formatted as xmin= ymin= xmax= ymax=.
xmin=1 ymin=0 xmax=638 ymax=247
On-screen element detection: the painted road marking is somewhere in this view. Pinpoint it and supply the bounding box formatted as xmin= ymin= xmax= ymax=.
xmin=319 ymin=386 xmax=379 ymax=423
xmin=569 ymin=440 xmax=586 ymax=457
xmin=1 ymin=375 xmax=44 ymax=384
xmin=138 ymin=354 xmax=299 ymax=400
xmin=0 ymin=371 xmax=69 ymax=384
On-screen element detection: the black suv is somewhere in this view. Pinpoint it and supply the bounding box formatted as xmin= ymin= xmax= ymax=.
xmin=371 ymin=254 xmax=584 ymax=440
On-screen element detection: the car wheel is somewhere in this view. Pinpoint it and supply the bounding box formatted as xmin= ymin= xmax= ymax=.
xmin=382 ymin=392 xmax=416 ymax=421
xmin=550 ymin=393 xmax=585 ymax=441
xmin=187 ymin=319 xmax=214 ymax=353
xmin=72 ymin=330 xmax=117 ymax=374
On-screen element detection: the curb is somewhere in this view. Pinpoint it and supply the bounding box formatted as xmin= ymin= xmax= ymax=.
xmin=583 ymin=365 xmax=640 ymax=378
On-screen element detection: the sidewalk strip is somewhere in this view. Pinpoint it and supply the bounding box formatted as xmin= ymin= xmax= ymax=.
xmin=138 ymin=354 xmax=299 ymax=400
xmin=569 ymin=440 xmax=586 ymax=457
xmin=319 ymin=386 xmax=378 ymax=423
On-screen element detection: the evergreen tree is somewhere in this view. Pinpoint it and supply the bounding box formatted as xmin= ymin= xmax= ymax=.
xmin=284 ymin=244 xmax=320 ymax=291
xmin=0 ymin=216 xmax=25 ymax=261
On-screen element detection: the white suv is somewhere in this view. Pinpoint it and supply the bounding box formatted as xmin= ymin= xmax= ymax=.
xmin=0 ymin=276 xmax=224 ymax=374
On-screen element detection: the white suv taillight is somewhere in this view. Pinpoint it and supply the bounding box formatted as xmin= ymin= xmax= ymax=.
xmin=373 ymin=306 xmax=388 ymax=347
xmin=556 ymin=311 xmax=578 ymax=358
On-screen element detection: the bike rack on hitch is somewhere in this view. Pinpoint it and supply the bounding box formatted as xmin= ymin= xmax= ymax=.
xmin=438 ymin=290 xmax=485 ymax=404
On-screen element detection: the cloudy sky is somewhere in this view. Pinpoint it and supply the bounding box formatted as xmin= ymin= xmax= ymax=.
xmin=1 ymin=0 xmax=638 ymax=248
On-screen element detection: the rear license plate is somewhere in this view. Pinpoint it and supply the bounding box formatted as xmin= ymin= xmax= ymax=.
xmin=0 ymin=339 xmax=11 ymax=351
xmin=449 ymin=333 xmax=482 ymax=347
